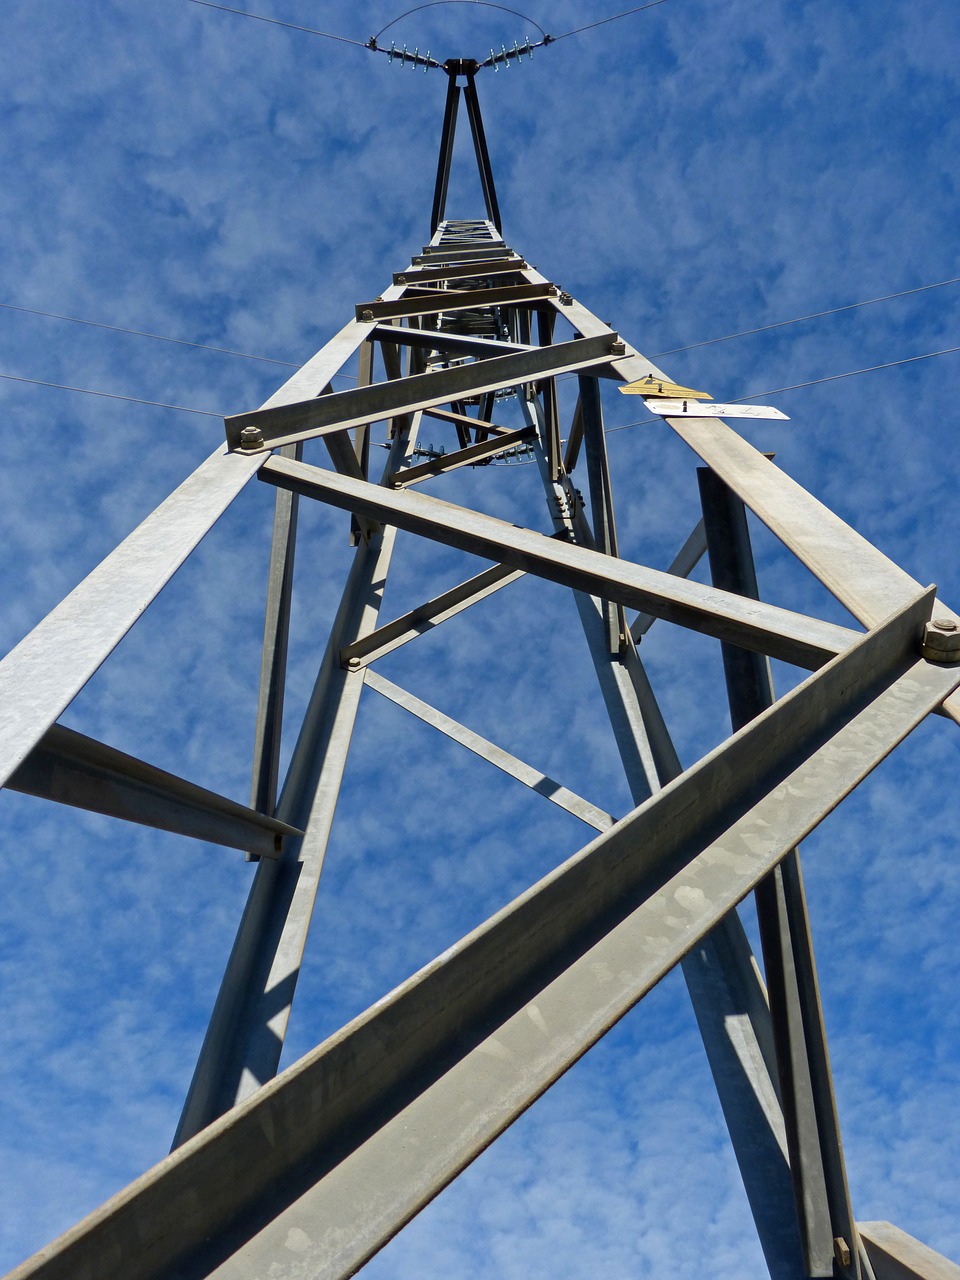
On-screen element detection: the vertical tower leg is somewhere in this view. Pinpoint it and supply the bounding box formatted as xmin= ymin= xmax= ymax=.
xmin=431 ymin=74 xmax=460 ymax=235
xmin=699 ymin=465 xmax=870 ymax=1280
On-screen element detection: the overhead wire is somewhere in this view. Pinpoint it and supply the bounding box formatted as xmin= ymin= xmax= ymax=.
xmin=0 ymin=300 xmax=358 ymax=381
xmin=551 ymin=272 xmax=960 ymax=389
xmin=7 ymin=273 xmax=959 ymax=378
xmin=5 ymin=343 xmax=960 ymax=427
xmin=0 ymin=372 xmax=222 ymax=417
xmin=0 ymin=301 xmax=300 ymax=368
xmin=548 ymin=1 xmax=670 ymax=42
xmin=20 ymin=9 xmax=942 ymax=429
xmin=604 ymin=344 xmax=960 ymax=434
xmin=374 ymin=3 xmax=546 ymax=43
xmin=184 ymin=0 xmax=669 ymax=67
xmin=3 ymin=269 xmax=960 ymax=422
xmin=652 ymin=275 xmax=960 ymax=358
xmin=184 ymin=0 xmax=370 ymax=47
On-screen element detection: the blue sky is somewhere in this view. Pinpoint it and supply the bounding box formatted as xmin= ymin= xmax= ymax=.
xmin=1 ymin=0 xmax=959 ymax=1275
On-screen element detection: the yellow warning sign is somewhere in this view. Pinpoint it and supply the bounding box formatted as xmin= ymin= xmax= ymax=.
xmin=619 ymin=375 xmax=712 ymax=399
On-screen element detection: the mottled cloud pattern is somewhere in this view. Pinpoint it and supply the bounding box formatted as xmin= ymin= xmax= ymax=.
xmin=1 ymin=0 xmax=959 ymax=1275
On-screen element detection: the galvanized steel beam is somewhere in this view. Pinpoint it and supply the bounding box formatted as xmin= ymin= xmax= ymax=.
xmin=11 ymin=588 xmax=953 ymax=1280
xmin=172 ymin=425 xmax=420 ymax=1146
xmin=250 ymin=442 xmax=302 ymax=826
xmin=339 ymin=561 xmax=524 ymax=668
xmin=8 ymin=724 xmax=298 ymax=858
xmin=859 ymin=1223 xmax=960 ymax=1279
xmin=365 ymin=670 xmax=615 ymax=832
xmin=630 ymin=518 xmax=708 ymax=639
xmin=355 ymin=281 xmax=554 ymax=324
xmin=224 ymin=333 xmax=620 ymax=453
xmin=260 ymin=455 xmax=863 ymax=669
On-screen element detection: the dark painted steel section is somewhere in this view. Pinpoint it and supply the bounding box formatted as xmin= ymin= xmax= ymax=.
xmin=250 ymin=441 xmax=302 ymax=829
xmin=579 ymin=375 xmax=627 ymax=653
xmin=462 ymin=72 xmax=502 ymax=232
xmin=431 ymin=74 xmax=460 ymax=234
xmin=699 ymin=466 xmax=861 ymax=1279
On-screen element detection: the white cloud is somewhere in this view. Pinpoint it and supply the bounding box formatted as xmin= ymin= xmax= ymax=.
xmin=1 ymin=0 xmax=959 ymax=1275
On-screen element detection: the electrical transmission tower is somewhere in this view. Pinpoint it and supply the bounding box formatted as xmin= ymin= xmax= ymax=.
xmin=3 ymin=56 xmax=960 ymax=1280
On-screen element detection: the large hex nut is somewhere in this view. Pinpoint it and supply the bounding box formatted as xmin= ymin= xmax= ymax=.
xmin=921 ymin=616 xmax=960 ymax=662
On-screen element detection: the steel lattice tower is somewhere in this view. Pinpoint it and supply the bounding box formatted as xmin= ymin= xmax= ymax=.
xmin=2 ymin=58 xmax=959 ymax=1280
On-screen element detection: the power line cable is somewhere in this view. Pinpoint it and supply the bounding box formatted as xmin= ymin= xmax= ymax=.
xmin=5 ymin=272 xmax=959 ymax=412
xmin=6 ymin=273 xmax=958 ymax=381
xmin=185 ymin=0 xmax=369 ymax=47
xmin=553 ymin=272 xmax=960 ymax=386
xmin=0 ymin=301 xmax=300 ymax=368
xmin=374 ymin=3 xmax=545 ymax=43
xmin=6 ymin=343 xmax=960 ymax=427
xmin=652 ymin=275 xmax=960 ymax=358
xmin=549 ymin=1 xmax=669 ymax=42
xmin=605 ymin=344 xmax=960 ymax=434
xmin=184 ymin=0 xmax=668 ymax=67
xmin=0 ymin=372 xmax=222 ymax=418
xmin=0 ymin=300 xmax=358 ymax=380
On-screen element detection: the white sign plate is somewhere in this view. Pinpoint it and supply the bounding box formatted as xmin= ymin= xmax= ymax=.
xmin=642 ymin=398 xmax=789 ymax=420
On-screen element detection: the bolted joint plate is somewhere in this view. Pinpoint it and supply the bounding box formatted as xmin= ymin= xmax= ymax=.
xmin=921 ymin=615 xmax=960 ymax=662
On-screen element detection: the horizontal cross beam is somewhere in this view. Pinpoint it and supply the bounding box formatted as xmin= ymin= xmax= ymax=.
xmin=369 ymin=323 xmax=531 ymax=360
xmin=356 ymin=281 xmax=555 ymax=323
xmin=260 ymin=456 xmax=863 ymax=670
xmin=224 ymin=334 xmax=620 ymax=453
xmin=394 ymin=258 xmax=525 ymax=284
xmin=8 ymin=724 xmax=297 ymax=857
xmin=415 ymin=245 xmax=513 ymax=263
